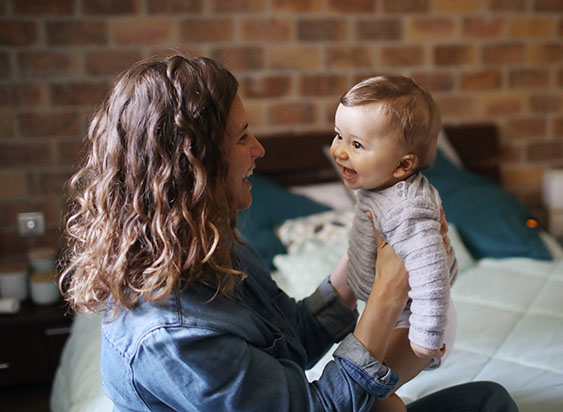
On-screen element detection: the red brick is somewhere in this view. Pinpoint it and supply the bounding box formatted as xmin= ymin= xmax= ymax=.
xmin=180 ymin=18 xmax=234 ymax=43
xmin=356 ymin=18 xmax=402 ymax=41
xmin=487 ymin=0 xmax=526 ymax=11
xmin=0 ymin=112 xmax=14 ymax=138
xmin=13 ymin=0 xmax=74 ymax=15
xmin=267 ymin=47 xmax=321 ymax=69
xmin=383 ymin=0 xmax=429 ymax=13
xmin=500 ymin=143 xmax=524 ymax=163
xmin=529 ymin=43 xmax=563 ymax=64
xmin=527 ymin=142 xmax=563 ymax=162
xmin=146 ymin=0 xmax=202 ymax=13
xmin=505 ymin=117 xmax=547 ymax=139
xmin=271 ymin=0 xmax=323 ymax=12
xmin=509 ymin=69 xmax=550 ymax=89
xmin=113 ymin=18 xmax=175 ymax=45
xmin=434 ymin=45 xmax=476 ymax=66
xmin=408 ymin=17 xmax=455 ymax=40
xmin=510 ymin=17 xmax=552 ymax=38
xmin=57 ymin=139 xmax=84 ymax=167
xmin=211 ymin=0 xmax=264 ymax=12
xmin=327 ymin=0 xmax=376 ymax=13
xmin=462 ymin=17 xmax=505 ymax=38
xmin=268 ymin=102 xmax=316 ymax=125
xmin=0 ymin=171 xmax=24 ymax=199
xmin=482 ymin=43 xmax=525 ymax=64
xmin=553 ymin=116 xmax=563 ymax=135
xmin=460 ymin=69 xmax=503 ymax=90
xmin=481 ymin=95 xmax=524 ymax=116
xmin=240 ymin=18 xmax=292 ymax=42
xmin=381 ymin=45 xmax=424 ymax=67
xmin=210 ymin=47 xmax=264 ymax=71
xmin=0 ymin=20 xmax=39 ymax=46
xmin=501 ymin=165 xmax=545 ymax=191
xmin=299 ymin=74 xmax=348 ymax=97
xmin=0 ymin=141 xmax=52 ymax=167
xmin=0 ymin=53 xmax=10 ymax=78
xmin=17 ymin=51 xmax=80 ymax=78
xmin=529 ymin=94 xmax=561 ymax=113
xmin=82 ymin=0 xmax=141 ymax=15
xmin=534 ymin=0 xmax=563 ymax=12
xmin=0 ymin=83 xmax=46 ymax=107
xmin=85 ymin=50 xmax=142 ymax=75
xmin=328 ymin=46 xmax=375 ymax=69
xmin=46 ymin=20 xmax=108 ymax=46
xmin=298 ymin=19 xmax=347 ymax=41
xmin=434 ymin=96 xmax=477 ymax=118
xmin=410 ymin=72 xmax=455 ymax=92
xmin=51 ymin=82 xmax=110 ymax=106
xmin=434 ymin=0 xmax=480 ymax=12
xmin=240 ymin=75 xmax=291 ymax=99
xmin=27 ymin=170 xmax=74 ymax=196
xmin=18 ymin=111 xmax=81 ymax=138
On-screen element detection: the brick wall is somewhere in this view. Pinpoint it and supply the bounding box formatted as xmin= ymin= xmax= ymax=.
xmin=1 ymin=0 xmax=562 ymax=259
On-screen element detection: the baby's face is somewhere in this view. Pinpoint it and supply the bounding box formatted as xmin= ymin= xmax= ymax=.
xmin=331 ymin=103 xmax=405 ymax=191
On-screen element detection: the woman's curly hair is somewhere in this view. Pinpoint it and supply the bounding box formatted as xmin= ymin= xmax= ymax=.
xmin=60 ymin=54 xmax=243 ymax=315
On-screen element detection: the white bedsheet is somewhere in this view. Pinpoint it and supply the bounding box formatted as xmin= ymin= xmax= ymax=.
xmin=51 ymin=236 xmax=563 ymax=412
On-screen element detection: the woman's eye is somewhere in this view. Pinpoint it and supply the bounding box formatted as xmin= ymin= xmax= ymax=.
xmin=353 ymin=141 xmax=362 ymax=149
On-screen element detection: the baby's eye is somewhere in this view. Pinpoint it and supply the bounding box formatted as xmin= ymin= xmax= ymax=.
xmin=353 ymin=141 xmax=362 ymax=149
xmin=335 ymin=132 xmax=343 ymax=140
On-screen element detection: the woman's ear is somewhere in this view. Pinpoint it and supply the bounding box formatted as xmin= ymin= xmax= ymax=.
xmin=392 ymin=154 xmax=419 ymax=179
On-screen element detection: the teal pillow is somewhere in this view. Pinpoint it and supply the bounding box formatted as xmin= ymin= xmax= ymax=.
xmin=237 ymin=174 xmax=331 ymax=268
xmin=423 ymin=150 xmax=551 ymax=260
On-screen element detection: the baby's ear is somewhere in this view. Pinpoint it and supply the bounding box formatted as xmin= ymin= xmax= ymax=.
xmin=393 ymin=154 xmax=419 ymax=178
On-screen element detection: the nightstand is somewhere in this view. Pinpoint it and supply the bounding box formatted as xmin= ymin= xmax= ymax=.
xmin=0 ymin=301 xmax=72 ymax=387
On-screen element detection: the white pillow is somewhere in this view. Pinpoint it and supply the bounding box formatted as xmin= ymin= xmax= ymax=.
xmin=276 ymin=210 xmax=353 ymax=254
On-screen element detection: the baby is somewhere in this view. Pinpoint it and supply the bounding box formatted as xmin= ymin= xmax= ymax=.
xmin=331 ymin=75 xmax=458 ymax=412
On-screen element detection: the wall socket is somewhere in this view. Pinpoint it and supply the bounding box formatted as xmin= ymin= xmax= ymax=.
xmin=17 ymin=212 xmax=45 ymax=236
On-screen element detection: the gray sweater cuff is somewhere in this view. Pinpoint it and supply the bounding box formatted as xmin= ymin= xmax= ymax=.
xmin=306 ymin=275 xmax=358 ymax=342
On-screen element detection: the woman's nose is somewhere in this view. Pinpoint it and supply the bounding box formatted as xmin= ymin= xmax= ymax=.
xmin=252 ymin=135 xmax=265 ymax=159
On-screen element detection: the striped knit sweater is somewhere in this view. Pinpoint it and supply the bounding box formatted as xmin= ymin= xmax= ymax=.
xmin=347 ymin=172 xmax=458 ymax=350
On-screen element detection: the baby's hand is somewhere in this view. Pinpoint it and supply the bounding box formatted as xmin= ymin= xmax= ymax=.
xmin=410 ymin=341 xmax=446 ymax=359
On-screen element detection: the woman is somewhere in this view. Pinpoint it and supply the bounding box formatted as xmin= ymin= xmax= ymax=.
xmin=60 ymin=54 xmax=518 ymax=411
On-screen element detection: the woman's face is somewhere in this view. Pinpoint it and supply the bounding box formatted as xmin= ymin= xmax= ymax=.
xmin=224 ymin=94 xmax=265 ymax=210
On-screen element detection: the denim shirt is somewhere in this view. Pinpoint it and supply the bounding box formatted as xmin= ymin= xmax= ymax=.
xmin=101 ymin=242 xmax=398 ymax=411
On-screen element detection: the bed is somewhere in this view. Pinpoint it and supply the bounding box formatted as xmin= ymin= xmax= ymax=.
xmin=50 ymin=125 xmax=563 ymax=412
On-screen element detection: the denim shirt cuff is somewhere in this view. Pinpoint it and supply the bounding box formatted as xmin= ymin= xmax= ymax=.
xmin=333 ymin=334 xmax=399 ymax=398
xmin=306 ymin=275 xmax=358 ymax=342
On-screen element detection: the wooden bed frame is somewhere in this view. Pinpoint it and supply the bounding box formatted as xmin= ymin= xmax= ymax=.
xmin=255 ymin=124 xmax=500 ymax=187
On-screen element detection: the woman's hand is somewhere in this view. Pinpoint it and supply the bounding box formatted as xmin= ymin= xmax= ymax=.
xmin=352 ymin=211 xmax=409 ymax=361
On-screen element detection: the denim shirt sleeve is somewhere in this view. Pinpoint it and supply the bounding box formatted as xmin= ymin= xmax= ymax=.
xmin=306 ymin=275 xmax=358 ymax=342
xmin=125 ymin=323 xmax=398 ymax=412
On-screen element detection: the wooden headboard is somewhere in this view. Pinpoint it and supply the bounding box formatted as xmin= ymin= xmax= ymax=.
xmin=255 ymin=124 xmax=500 ymax=187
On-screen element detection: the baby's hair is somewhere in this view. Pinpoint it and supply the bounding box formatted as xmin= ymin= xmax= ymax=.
xmin=340 ymin=75 xmax=441 ymax=169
